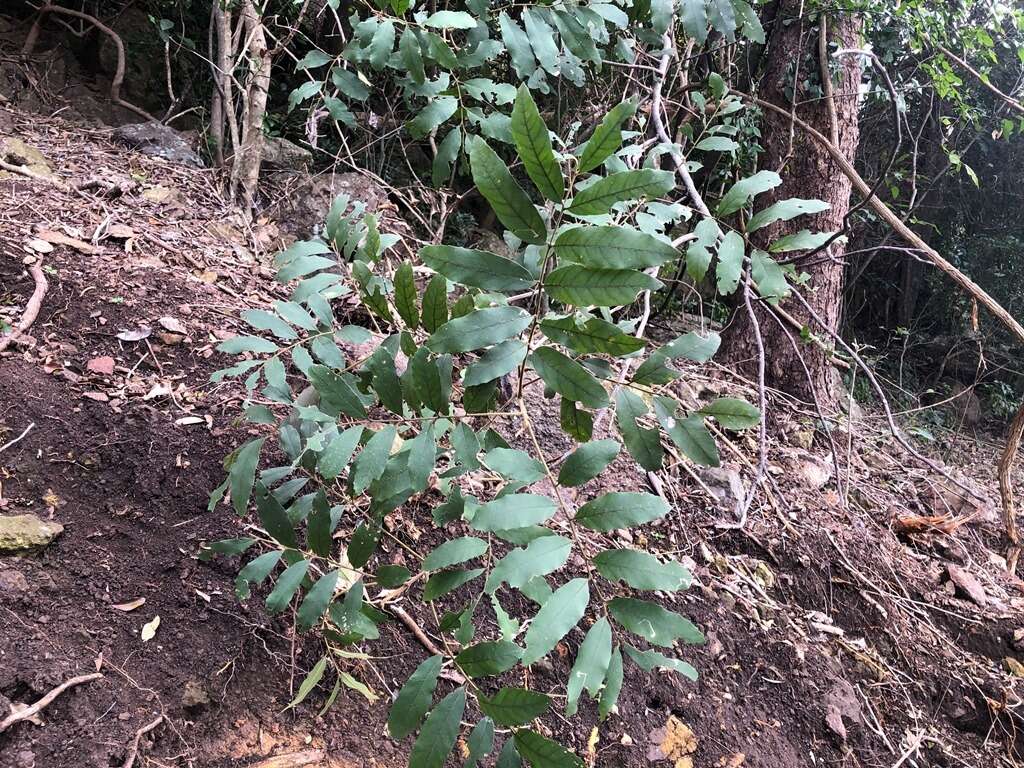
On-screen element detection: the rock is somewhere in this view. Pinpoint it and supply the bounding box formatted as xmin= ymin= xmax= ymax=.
xmin=1012 ymin=628 xmax=1024 ymax=652
xmin=0 ymin=568 xmax=30 ymax=593
xmin=111 ymin=122 xmax=203 ymax=167
xmin=794 ymin=455 xmax=833 ymax=490
xmin=698 ymin=466 xmax=745 ymax=512
xmin=950 ymin=381 xmax=981 ymax=427
xmin=0 ymin=137 xmax=56 ymax=180
xmin=824 ymin=679 xmax=862 ymax=741
xmin=86 ymin=356 xmax=116 ymax=375
xmin=181 ymin=679 xmax=211 ymax=710
xmin=0 ymin=514 xmax=64 ymax=552
xmin=946 ymin=564 xmax=988 ymax=606
xmin=264 ymin=171 xmax=391 ymax=239
xmin=262 ymin=136 xmax=313 ymax=170
xmin=647 ymin=715 xmax=698 ymax=767
xmin=1007 ymin=657 xmax=1024 ymax=677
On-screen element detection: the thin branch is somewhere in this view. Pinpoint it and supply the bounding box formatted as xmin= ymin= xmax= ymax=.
xmin=937 ymin=43 xmax=1024 ymax=115
xmin=121 ymin=714 xmax=164 ymax=768
xmin=0 ymin=673 xmax=103 ymax=732
xmin=0 ymin=422 xmax=35 ymax=454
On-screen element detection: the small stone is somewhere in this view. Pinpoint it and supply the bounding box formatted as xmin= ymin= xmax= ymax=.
xmin=0 ymin=514 xmax=64 ymax=552
xmin=181 ymin=679 xmax=211 ymax=709
xmin=1006 ymin=657 xmax=1024 ymax=677
xmin=699 ymin=466 xmax=745 ymax=512
xmin=27 ymin=238 xmax=54 ymax=254
xmin=86 ymin=356 xmax=116 ymax=375
xmin=946 ymin=565 xmax=988 ymax=607
xmin=1011 ymin=628 xmax=1024 ymax=652
xmin=83 ymin=391 xmax=109 ymax=402
xmin=0 ymin=569 xmax=30 ymax=593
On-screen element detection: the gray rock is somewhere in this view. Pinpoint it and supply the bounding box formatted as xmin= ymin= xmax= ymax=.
xmin=0 ymin=514 xmax=63 ymax=552
xmin=0 ymin=569 xmax=30 ymax=593
xmin=698 ymin=466 xmax=745 ymax=512
xmin=111 ymin=122 xmax=203 ymax=167
xmin=262 ymin=136 xmax=312 ymax=170
xmin=946 ymin=564 xmax=988 ymax=607
xmin=264 ymin=170 xmax=389 ymax=239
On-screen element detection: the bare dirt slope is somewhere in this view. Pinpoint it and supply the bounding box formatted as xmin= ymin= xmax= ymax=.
xmin=2 ymin=105 xmax=1024 ymax=768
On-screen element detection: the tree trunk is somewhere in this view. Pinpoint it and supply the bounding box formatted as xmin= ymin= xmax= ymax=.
xmin=229 ymin=0 xmax=271 ymax=213
xmin=721 ymin=4 xmax=863 ymax=410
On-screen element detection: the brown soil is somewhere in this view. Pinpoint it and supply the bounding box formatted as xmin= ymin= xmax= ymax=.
xmin=2 ymin=106 xmax=1023 ymax=768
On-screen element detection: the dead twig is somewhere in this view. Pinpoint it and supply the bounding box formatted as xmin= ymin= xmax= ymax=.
xmin=121 ymin=714 xmax=164 ymax=768
xmin=0 ymin=260 xmax=49 ymax=353
xmin=0 ymin=672 xmax=103 ymax=733
xmin=0 ymin=422 xmax=35 ymax=454
xmin=389 ymin=605 xmax=466 ymax=684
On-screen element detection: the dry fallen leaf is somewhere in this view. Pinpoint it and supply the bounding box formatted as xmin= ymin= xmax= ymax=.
xmin=647 ymin=715 xmax=698 ymax=768
xmin=116 ymin=326 xmax=152 ymax=342
xmin=141 ymin=615 xmax=160 ymax=642
xmin=112 ymin=597 xmax=146 ymax=612
xmin=37 ymin=229 xmax=99 ymax=254
xmin=82 ymin=391 xmax=110 ymax=402
xmin=27 ymin=238 xmax=54 ymax=254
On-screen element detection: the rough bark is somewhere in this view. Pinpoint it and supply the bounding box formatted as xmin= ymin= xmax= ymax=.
xmin=228 ymin=0 xmax=271 ymax=212
xmin=722 ymin=4 xmax=863 ymax=409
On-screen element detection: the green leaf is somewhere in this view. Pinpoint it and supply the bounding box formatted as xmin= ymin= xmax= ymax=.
xmin=469 ymin=137 xmax=546 ymax=245
xmin=608 ymin=597 xmax=704 ymax=646
xmin=568 ymin=169 xmax=674 ymax=215
xmin=423 ymin=568 xmax=484 ymax=600
xmin=465 ymin=340 xmax=527 ymax=386
xmin=715 ymin=230 xmax=744 ymax=295
xmin=421 ymin=274 xmax=449 ymax=333
xmin=486 ymin=535 xmax=571 ymax=592
xmin=539 ymin=314 xmax=644 ymax=357
xmin=623 ymin=646 xmax=698 ymax=680
xmin=513 ymin=730 xmax=583 ymax=768
xmin=523 ymin=8 xmax=559 ymax=73
xmin=748 ymin=198 xmax=830 ymax=232
xmin=498 ymin=13 xmax=536 ymax=78
xmin=307 ymin=491 xmax=334 ymax=557
xmin=598 ymin=646 xmax=623 ymax=720
xmin=235 ymin=550 xmax=282 ymax=599
xmin=615 ymin=389 xmax=663 ymax=470
xmin=433 ymin=127 xmax=461 ymax=187
xmin=544 ymin=265 xmax=661 ymax=307
xmin=352 ymin=426 xmax=398 ymax=494
xmin=399 ymin=28 xmax=425 ymax=85
xmin=770 ymin=229 xmax=835 ymax=253
xmin=265 ymin=558 xmax=309 ymax=614
xmin=734 ymin=0 xmax=766 ymax=43
xmin=388 ymin=655 xmax=442 ymax=740
xmin=554 ymin=226 xmax=677 ymax=269
xmin=594 ymin=549 xmax=692 ymax=591
xmin=254 ymin=484 xmax=298 ymax=548
xmin=717 ymin=170 xmax=782 ymax=216
xmin=408 ymin=687 xmax=466 ymax=768
xmin=297 ymin=569 xmax=339 ymax=630
xmin=368 ymin=19 xmax=395 ymax=70
xmin=464 ymin=718 xmax=495 ymax=768
xmin=496 ymin=740 xmax=522 ymax=768
xmin=394 ymin=261 xmax=419 ymax=328
xmin=695 ymin=136 xmax=738 ymax=152
xmin=471 ymin=494 xmax=556 ymax=532
xmin=318 ymin=425 xmax=363 ymax=480
xmin=510 ymin=85 xmax=563 ymax=202
xmin=230 ymin=438 xmax=265 ymax=514
xmin=217 ymin=335 xmax=279 ymax=355
xmin=483 ymin=448 xmax=545 ymax=484
xmin=308 ymin=365 xmax=369 ymax=418
xmin=377 ymin=564 xmax=412 ymax=588
xmin=577 ymin=101 xmax=636 ymax=173
xmin=427 ymin=307 xmax=531 ymax=353
xmin=296 ymin=50 xmax=332 ymax=70
xmin=565 ymin=618 xmax=612 ymax=715
xmin=408 ymin=96 xmax=459 ymax=140
xmin=699 ymin=397 xmax=760 ymax=429
xmin=410 ymin=348 xmax=452 ymax=415
xmin=285 ymin=656 xmax=327 ymax=710
xmin=575 ymin=491 xmax=669 ymax=531
xmin=558 ymin=439 xmax=620 ymax=486
xmin=456 ymin=641 xmax=522 ymax=677
xmin=424 ymin=10 xmax=478 ymax=28
xmin=419 ymin=245 xmax=534 ymax=291
xmin=479 ymin=688 xmax=550 ymax=726
xmin=423 ymin=537 xmax=489 ymax=571
xmin=347 ymin=524 xmax=379 ymax=569
xmin=560 ymin=398 xmax=593 ymax=441
xmin=530 ymin=347 xmax=609 ymax=408
xmin=633 ymin=331 xmax=721 ymax=388
xmin=655 ymin=403 xmax=719 ymax=466
xmin=274 ymin=300 xmax=318 ymax=331
xmin=522 ymin=578 xmax=589 ymax=665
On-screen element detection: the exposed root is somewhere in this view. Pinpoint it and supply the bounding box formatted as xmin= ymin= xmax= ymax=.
xmin=0 ymin=260 xmax=49 ymax=353
xmin=120 ymin=714 xmax=164 ymax=768
xmin=999 ymin=402 xmax=1024 ymax=574
xmin=0 ymin=672 xmax=103 ymax=733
